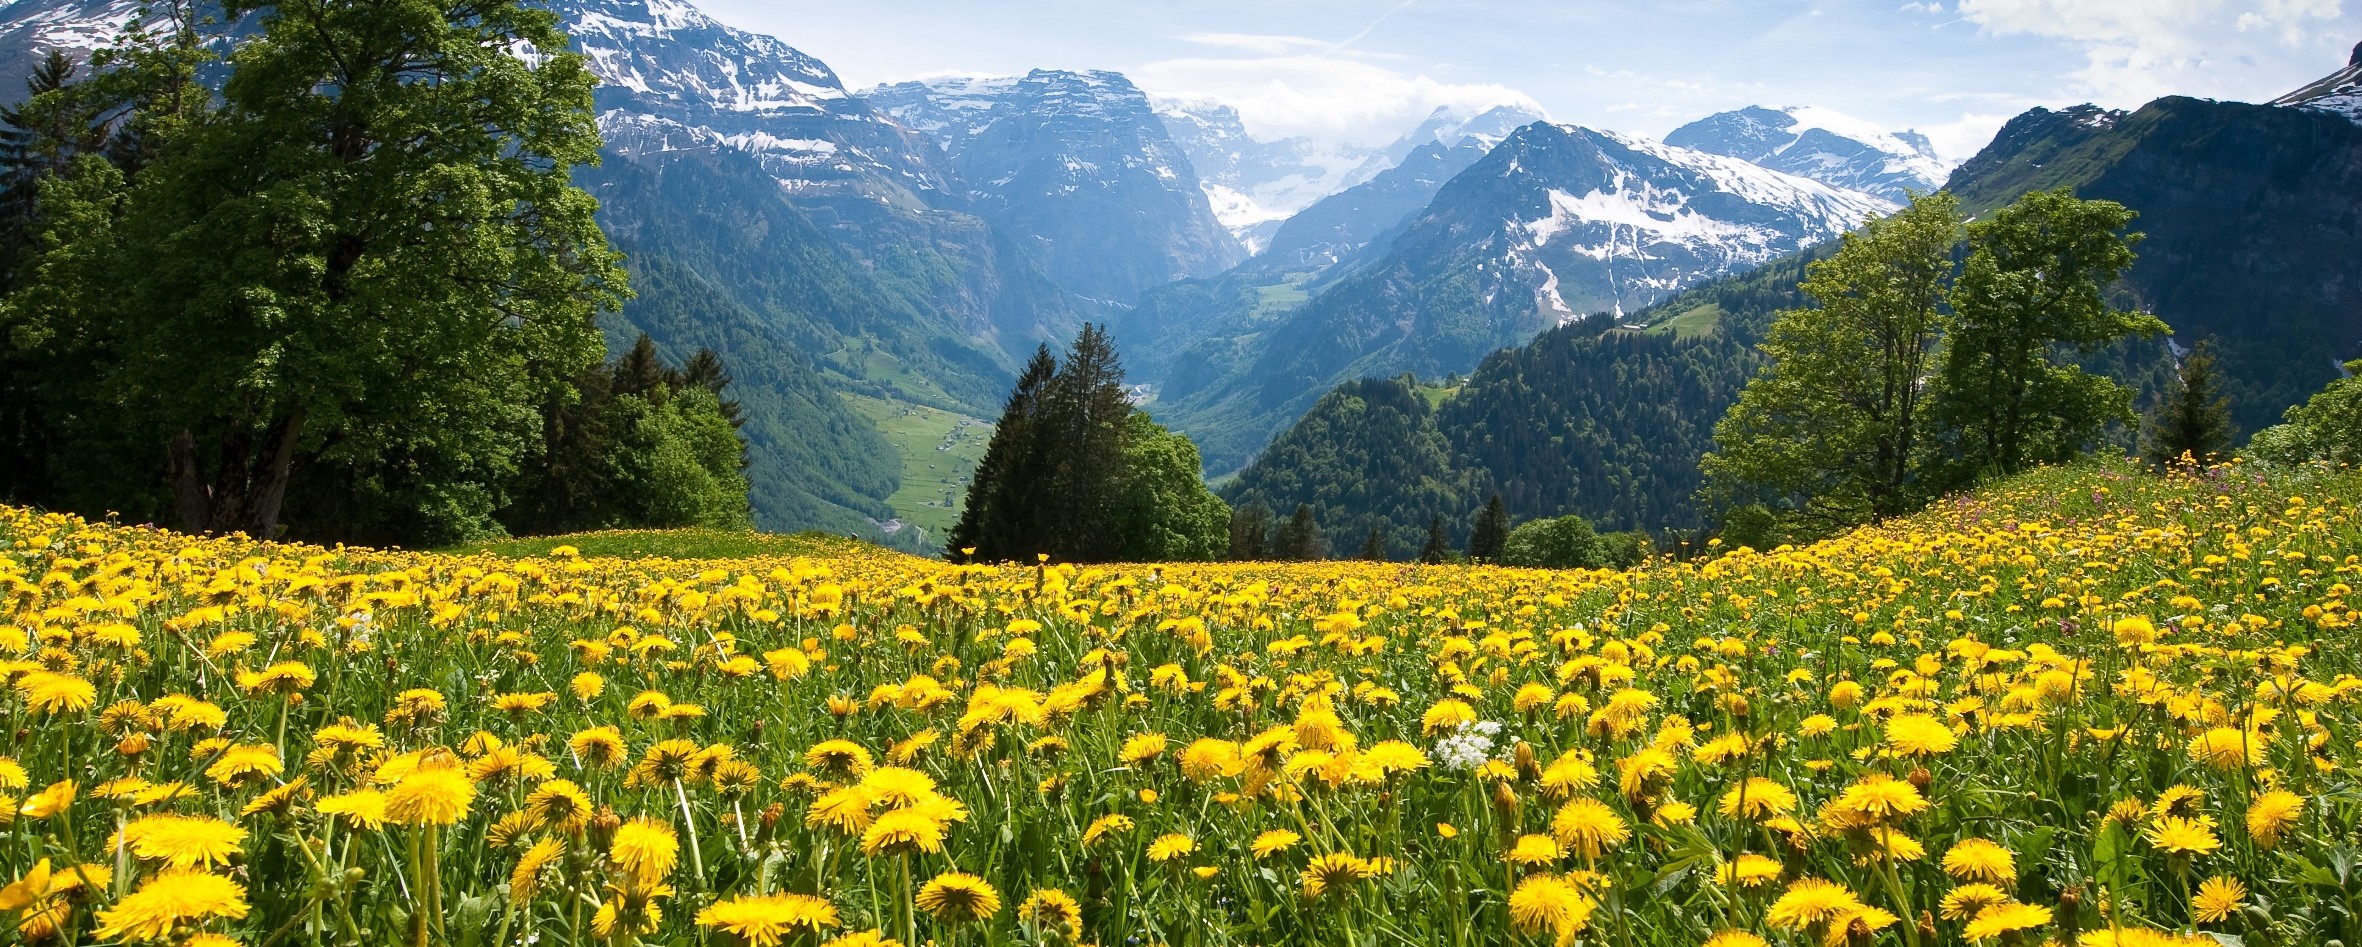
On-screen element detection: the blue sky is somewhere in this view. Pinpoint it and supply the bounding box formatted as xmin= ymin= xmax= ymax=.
xmin=698 ymin=0 xmax=2355 ymax=164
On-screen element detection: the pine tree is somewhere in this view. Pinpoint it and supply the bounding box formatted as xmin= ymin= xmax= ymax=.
xmin=947 ymin=346 xmax=1056 ymax=562
xmin=1419 ymin=514 xmax=1451 ymax=564
xmin=2144 ymin=339 xmax=2233 ymax=468
xmin=1227 ymin=503 xmax=1272 ymax=560
xmin=1275 ymin=504 xmax=1325 ymax=560
xmin=1356 ymin=528 xmax=1388 ymax=561
xmin=1468 ymin=493 xmax=1510 ymax=561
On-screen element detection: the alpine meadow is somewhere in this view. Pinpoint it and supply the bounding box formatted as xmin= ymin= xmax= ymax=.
xmin=0 ymin=2 xmax=2359 ymax=947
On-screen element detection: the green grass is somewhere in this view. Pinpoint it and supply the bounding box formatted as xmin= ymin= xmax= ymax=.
xmin=1647 ymin=302 xmax=1724 ymax=338
xmin=1414 ymin=382 xmax=1461 ymax=409
xmin=1251 ymin=278 xmax=1311 ymax=315
xmin=439 ymin=528 xmax=879 ymax=560
xmin=843 ymin=392 xmax=994 ymax=537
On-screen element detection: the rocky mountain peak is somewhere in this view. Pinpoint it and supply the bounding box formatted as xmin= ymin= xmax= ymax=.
xmin=865 ymin=69 xmax=1245 ymax=303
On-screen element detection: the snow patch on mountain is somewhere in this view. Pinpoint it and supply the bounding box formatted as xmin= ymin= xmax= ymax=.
xmin=1448 ymin=123 xmax=1891 ymax=317
xmin=863 ymin=70 xmax=1244 ymax=301
xmin=1664 ymin=105 xmax=1947 ymax=203
xmin=1154 ymin=97 xmax=1380 ymax=250
xmin=2272 ymin=41 xmax=2362 ymax=125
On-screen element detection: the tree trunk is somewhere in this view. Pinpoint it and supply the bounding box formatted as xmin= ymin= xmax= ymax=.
xmin=167 ymin=409 xmax=306 ymax=538
xmin=168 ymin=428 xmax=209 ymax=534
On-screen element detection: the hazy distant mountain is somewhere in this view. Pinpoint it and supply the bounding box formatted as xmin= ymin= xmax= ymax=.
xmin=1256 ymin=137 xmax=1496 ymax=272
xmin=867 ymin=71 xmax=1245 ymax=304
xmin=1665 ymin=105 xmax=1947 ymax=203
xmin=1154 ymin=99 xmax=1381 ymax=252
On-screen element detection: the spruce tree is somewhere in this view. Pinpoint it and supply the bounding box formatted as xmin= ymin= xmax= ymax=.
xmin=947 ymin=346 xmax=1056 ymax=562
xmin=2144 ymin=340 xmax=2234 ymax=468
xmin=1275 ymin=504 xmax=1325 ymax=560
xmin=1227 ymin=503 xmax=1272 ymax=560
xmin=1419 ymin=514 xmax=1451 ymax=564
xmin=1468 ymin=493 xmax=1510 ymax=561
xmin=1356 ymin=528 xmax=1388 ymax=561
xmin=1040 ymin=324 xmax=1132 ymax=562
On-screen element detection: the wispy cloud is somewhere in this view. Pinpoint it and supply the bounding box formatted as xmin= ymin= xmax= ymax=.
xmin=1179 ymin=33 xmax=1327 ymax=55
xmin=1134 ymin=53 xmax=1540 ymax=146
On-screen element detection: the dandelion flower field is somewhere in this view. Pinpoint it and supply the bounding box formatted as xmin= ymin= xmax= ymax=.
xmin=3 ymin=463 xmax=2361 ymax=947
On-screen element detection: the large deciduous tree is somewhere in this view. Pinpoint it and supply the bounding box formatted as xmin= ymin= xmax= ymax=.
xmin=1701 ymin=192 xmax=1961 ymax=527
xmin=4 ymin=0 xmax=625 ymax=542
xmin=1924 ymin=188 xmax=2162 ymax=485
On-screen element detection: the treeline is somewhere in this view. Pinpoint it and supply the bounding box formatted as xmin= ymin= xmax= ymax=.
xmin=0 ymin=5 xmax=747 ymax=546
xmin=949 ymin=325 xmax=1228 ymax=563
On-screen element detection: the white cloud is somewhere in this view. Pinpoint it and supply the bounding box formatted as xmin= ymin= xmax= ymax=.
xmin=1132 ymin=53 xmax=1542 ymax=146
xmin=1179 ymin=33 xmax=1327 ymax=55
xmin=1918 ymin=111 xmax=2017 ymax=165
xmin=1957 ymin=0 xmax=2345 ymax=104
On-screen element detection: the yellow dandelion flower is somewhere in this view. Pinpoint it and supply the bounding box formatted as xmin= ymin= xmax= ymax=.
xmin=915 ymin=871 xmax=1000 ymax=924
xmin=1962 ymin=901 xmax=2052 ymax=942
xmin=696 ymin=893 xmax=841 ymax=946
xmin=1147 ymin=832 xmax=1196 ymax=862
xmin=1717 ymin=777 xmax=1798 ymax=821
xmin=610 ymin=817 xmax=680 ymax=887
xmin=1941 ymin=837 xmax=2018 ymax=884
xmin=1548 ymin=797 xmax=1630 ymax=861
xmin=1251 ymin=829 xmax=1302 ymax=858
xmin=384 ymin=767 xmax=475 ymax=827
xmin=93 ymin=869 xmax=251 ymax=942
xmin=2192 ymin=875 xmax=2246 ymax=924
xmin=1508 ymin=874 xmax=1596 ymax=938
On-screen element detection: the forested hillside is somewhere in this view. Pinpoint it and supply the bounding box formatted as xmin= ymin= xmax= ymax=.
xmin=1221 ymin=315 xmax=1761 ymax=555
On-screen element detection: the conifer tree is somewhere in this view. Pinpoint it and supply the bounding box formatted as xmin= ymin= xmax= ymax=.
xmin=1468 ymin=493 xmax=1510 ymax=561
xmin=947 ymin=346 xmax=1056 ymax=562
xmin=1356 ymin=528 xmax=1388 ymax=561
xmin=2144 ymin=339 xmax=2233 ymax=468
xmin=1040 ymin=323 xmax=1132 ymax=561
xmin=1275 ymin=504 xmax=1325 ymax=561
xmin=1419 ymin=514 xmax=1451 ymax=564
xmin=1227 ymin=503 xmax=1272 ymax=560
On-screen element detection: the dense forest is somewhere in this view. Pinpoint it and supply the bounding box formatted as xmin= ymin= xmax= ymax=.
xmin=1219 ymin=313 xmax=1756 ymax=558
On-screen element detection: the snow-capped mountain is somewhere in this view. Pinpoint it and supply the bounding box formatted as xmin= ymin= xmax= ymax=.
xmin=560 ymin=0 xmax=951 ymax=205
xmin=1429 ymin=123 xmax=1892 ymax=319
xmin=1146 ymin=121 xmax=1891 ymax=474
xmin=2273 ymin=41 xmax=2362 ymax=125
xmin=0 ymin=0 xmax=136 ymax=90
xmin=1154 ymin=99 xmax=1381 ymax=251
xmin=1665 ymin=105 xmax=1947 ymax=203
xmin=866 ymin=71 xmax=1244 ymax=303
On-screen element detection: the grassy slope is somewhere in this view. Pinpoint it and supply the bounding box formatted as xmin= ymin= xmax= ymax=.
xmin=1646 ymin=302 xmax=1725 ymax=339
xmin=841 ymin=393 xmax=994 ymax=537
